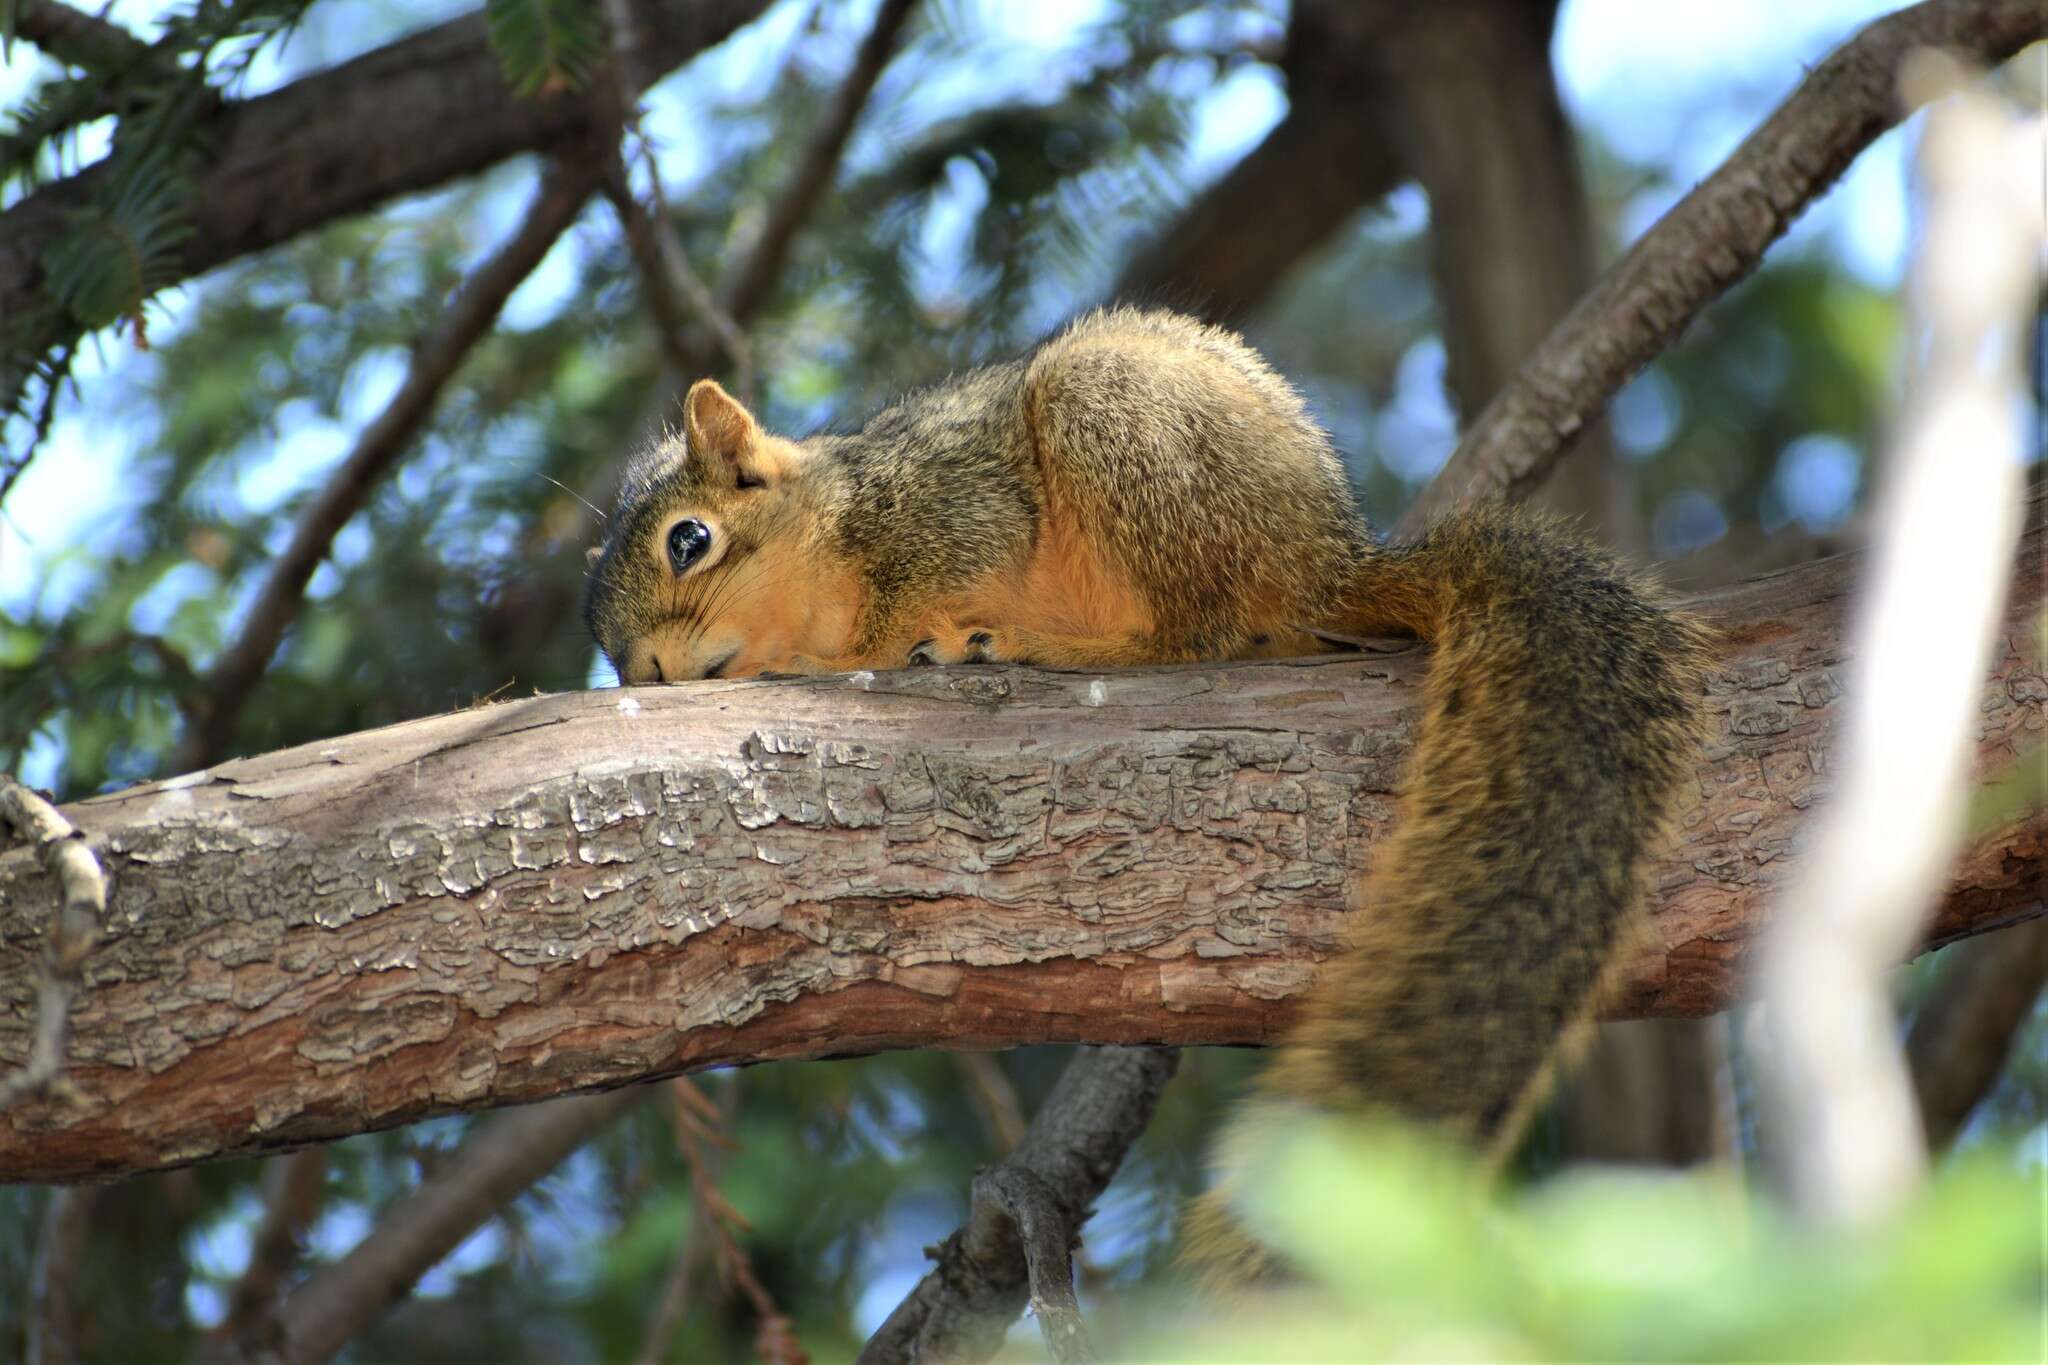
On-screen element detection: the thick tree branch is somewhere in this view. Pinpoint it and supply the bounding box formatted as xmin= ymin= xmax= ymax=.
xmin=177 ymin=160 xmax=603 ymax=773
xmin=276 ymin=1090 xmax=642 ymax=1365
xmin=0 ymin=0 xmax=771 ymax=380
xmin=0 ymin=492 xmax=2041 ymax=1184
xmin=858 ymin=1047 xmax=1176 ymax=1365
xmin=1906 ymin=917 xmax=2048 ymax=1151
xmin=1395 ymin=0 xmax=2048 ymax=539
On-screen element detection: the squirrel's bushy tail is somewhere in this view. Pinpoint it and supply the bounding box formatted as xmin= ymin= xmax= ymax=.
xmin=1283 ymin=504 xmax=1711 ymax=1143
xmin=1188 ymin=504 xmax=1711 ymax=1275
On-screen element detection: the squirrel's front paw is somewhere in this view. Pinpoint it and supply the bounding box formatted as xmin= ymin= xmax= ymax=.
xmin=907 ymin=629 xmax=1008 ymax=666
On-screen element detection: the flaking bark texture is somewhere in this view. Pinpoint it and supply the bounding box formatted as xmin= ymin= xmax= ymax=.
xmin=2 ymin=495 xmax=2042 ymax=1182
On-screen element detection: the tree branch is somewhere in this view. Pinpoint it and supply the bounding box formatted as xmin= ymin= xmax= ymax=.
xmin=1755 ymin=60 xmax=2035 ymax=1225
xmin=0 ymin=0 xmax=772 ymax=385
xmin=11 ymin=0 xmax=151 ymax=72
xmin=207 ymin=1147 xmax=329 ymax=1362
xmin=606 ymin=0 xmax=916 ymax=400
xmin=857 ymin=1046 xmax=1176 ymax=1365
xmin=276 ymin=1090 xmax=642 ymax=1365
xmin=1394 ymin=0 xmax=2048 ymax=539
xmin=0 ymin=493 xmax=2041 ymax=1184
xmin=27 ymin=1184 xmax=97 ymax=1365
xmin=177 ymin=159 xmax=603 ymax=773
xmin=1906 ymin=917 xmax=2048 ymax=1151
xmin=720 ymin=0 xmax=918 ymax=324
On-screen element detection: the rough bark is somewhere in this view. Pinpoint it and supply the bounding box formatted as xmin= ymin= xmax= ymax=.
xmin=1 ymin=493 xmax=2042 ymax=1185
xmin=0 ymin=0 xmax=771 ymax=370
xmin=1393 ymin=0 xmax=2048 ymax=538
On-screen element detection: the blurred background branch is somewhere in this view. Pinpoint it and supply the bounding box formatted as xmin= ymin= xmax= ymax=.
xmin=1755 ymin=56 xmax=2036 ymax=1224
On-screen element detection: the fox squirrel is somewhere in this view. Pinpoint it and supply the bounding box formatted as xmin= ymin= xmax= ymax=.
xmin=584 ymin=307 xmax=1710 ymax=1265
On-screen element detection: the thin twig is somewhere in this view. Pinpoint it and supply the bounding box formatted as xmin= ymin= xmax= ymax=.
xmin=632 ymin=1080 xmax=724 ymax=1365
xmin=858 ymin=1046 xmax=1178 ymax=1365
xmin=953 ymin=1052 xmax=1027 ymax=1155
xmin=657 ymin=1077 xmax=808 ymax=1365
xmin=718 ymin=0 xmax=918 ymax=325
xmin=175 ymin=158 xmax=601 ymax=774
xmin=276 ymin=1089 xmax=642 ymax=1365
xmin=26 ymin=1185 xmax=99 ymax=1365
xmin=632 ymin=1213 xmax=705 ymax=1365
xmin=600 ymin=164 xmax=753 ymax=407
xmin=208 ymin=1147 xmax=329 ymax=1362
xmin=603 ymin=0 xmax=754 ymax=405
xmin=1395 ymin=0 xmax=2048 ymax=540
xmin=1757 ymin=58 xmax=2037 ymax=1224
xmin=602 ymin=0 xmax=917 ymax=408
xmin=0 ymin=774 xmax=107 ymax=1112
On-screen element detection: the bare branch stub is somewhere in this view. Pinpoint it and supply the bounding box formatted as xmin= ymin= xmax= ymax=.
xmin=0 ymin=774 xmax=107 ymax=1112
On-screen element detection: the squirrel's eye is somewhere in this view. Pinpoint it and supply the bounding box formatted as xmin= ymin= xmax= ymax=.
xmin=667 ymin=518 xmax=712 ymax=573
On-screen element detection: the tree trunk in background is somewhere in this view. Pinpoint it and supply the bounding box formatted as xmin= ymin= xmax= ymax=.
xmin=1116 ymin=0 xmax=1404 ymax=325
xmin=1363 ymin=0 xmax=1643 ymax=553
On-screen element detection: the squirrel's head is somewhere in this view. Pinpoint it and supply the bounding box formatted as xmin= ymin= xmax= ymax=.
xmin=583 ymin=380 xmax=834 ymax=683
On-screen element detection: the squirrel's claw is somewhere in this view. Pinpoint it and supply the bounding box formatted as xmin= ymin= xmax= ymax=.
xmin=907 ymin=630 xmax=1000 ymax=666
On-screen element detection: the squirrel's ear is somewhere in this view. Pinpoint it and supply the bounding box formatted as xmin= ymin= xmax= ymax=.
xmin=683 ymin=379 xmax=778 ymax=488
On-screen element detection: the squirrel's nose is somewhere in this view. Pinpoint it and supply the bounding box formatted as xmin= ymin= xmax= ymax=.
xmin=640 ymin=646 xmax=737 ymax=683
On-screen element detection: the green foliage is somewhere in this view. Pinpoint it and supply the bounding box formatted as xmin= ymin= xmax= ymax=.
xmin=43 ymin=156 xmax=194 ymax=334
xmin=1 ymin=0 xmax=313 ymax=431
xmin=1129 ymin=1117 xmax=2043 ymax=1362
xmin=484 ymin=0 xmax=606 ymax=96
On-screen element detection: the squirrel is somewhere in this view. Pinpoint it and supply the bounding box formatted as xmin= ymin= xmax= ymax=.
xmin=584 ymin=307 xmax=1711 ymax=1268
